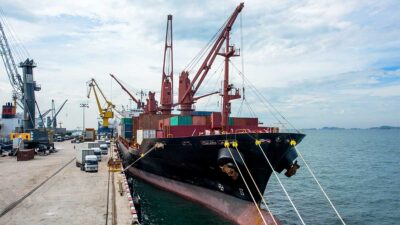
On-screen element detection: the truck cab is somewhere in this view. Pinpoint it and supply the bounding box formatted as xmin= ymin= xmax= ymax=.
xmin=92 ymin=147 xmax=102 ymax=161
xmin=100 ymin=144 xmax=108 ymax=155
xmin=84 ymin=155 xmax=98 ymax=172
xmin=56 ymin=136 xmax=63 ymax=142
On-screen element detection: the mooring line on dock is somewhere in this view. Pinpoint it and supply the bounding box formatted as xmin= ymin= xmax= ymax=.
xmin=0 ymin=157 xmax=75 ymax=218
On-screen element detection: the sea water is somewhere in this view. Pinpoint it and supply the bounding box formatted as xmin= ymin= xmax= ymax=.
xmin=132 ymin=129 xmax=400 ymax=225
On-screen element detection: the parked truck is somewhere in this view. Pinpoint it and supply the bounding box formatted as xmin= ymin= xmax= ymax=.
xmin=84 ymin=155 xmax=98 ymax=172
xmin=84 ymin=128 xmax=96 ymax=142
xmin=87 ymin=142 xmax=100 ymax=149
xmin=93 ymin=147 xmax=102 ymax=161
xmin=76 ymin=148 xmax=95 ymax=171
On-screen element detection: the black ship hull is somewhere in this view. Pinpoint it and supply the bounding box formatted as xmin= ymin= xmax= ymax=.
xmin=118 ymin=132 xmax=305 ymax=203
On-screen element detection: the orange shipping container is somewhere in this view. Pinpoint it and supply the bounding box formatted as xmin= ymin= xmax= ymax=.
xmin=192 ymin=116 xmax=207 ymax=125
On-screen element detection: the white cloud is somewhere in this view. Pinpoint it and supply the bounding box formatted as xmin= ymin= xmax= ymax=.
xmin=0 ymin=0 xmax=399 ymax=129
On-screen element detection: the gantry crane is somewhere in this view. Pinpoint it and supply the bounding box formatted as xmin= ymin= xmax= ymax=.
xmin=87 ymin=78 xmax=115 ymax=128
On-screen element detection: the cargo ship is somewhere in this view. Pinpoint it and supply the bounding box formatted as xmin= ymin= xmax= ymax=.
xmin=116 ymin=2 xmax=305 ymax=224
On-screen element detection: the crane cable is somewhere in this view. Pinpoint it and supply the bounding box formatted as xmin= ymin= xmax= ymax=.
xmin=294 ymin=146 xmax=346 ymax=224
xmin=232 ymin=145 xmax=278 ymax=225
xmin=225 ymin=145 xmax=269 ymax=225
xmin=230 ymin=61 xmax=295 ymax=132
xmin=256 ymin=143 xmax=306 ymax=225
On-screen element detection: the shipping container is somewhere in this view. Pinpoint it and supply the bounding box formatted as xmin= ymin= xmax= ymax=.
xmin=192 ymin=111 xmax=213 ymax=116
xmin=229 ymin=117 xmax=234 ymax=126
xmin=136 ymin=129 xmax=156 ymax=144
xmin=156 ymin=130 xmax=164 ymax=138
xmin=170 ymin=116 xmax=192 ymax=126
xmin=87 ymin=142 xmax=100 ymax=149
xmin=136 ymin=130 xmax=143 ymax=144
xmin=192 ymin=116 xmax=208 ymax=125
xmin=84 ymin=128 xmax=96 ymax=141
xmin=211 ymin=112 xmax=221 ymax=129
xmin=158 ymin=118 xmax=171 ymax=129
xmin=138 ymin=114 xmax=171 ymax=130
xmin=17 ymin=149 xmax=34 ymax=161
xmin=123 ymin=131 xmax=133 ymax=139
xmin=121 ymin=123 xmax=133 ymax=133
xmin=164 ymin=125 xmax=209 ymax=138
xmin=121 ymin=118 xmax=133 ymax=124
xmin=232 ymin=117 xmax=258 ymax=126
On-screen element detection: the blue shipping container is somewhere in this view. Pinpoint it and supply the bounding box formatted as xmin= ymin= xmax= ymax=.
xmin=192 ymin=111 xmax=213 ymax=116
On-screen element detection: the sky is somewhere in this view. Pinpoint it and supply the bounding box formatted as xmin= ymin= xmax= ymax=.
xmin=0 ymin=0 xmax=399 ymax=130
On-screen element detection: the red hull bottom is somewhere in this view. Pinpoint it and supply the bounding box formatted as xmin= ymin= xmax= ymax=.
xmin=128 ymin=167 xmax=281 ymax=225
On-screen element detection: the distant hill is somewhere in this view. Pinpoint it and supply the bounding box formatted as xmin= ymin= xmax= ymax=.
xmin=321 ymin=127 xmax=345 ymax=130
xmin=369 ymin=126 xmax=400 ymax=130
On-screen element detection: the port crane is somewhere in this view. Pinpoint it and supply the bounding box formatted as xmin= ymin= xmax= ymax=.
xmin=176 ymin=3 xmax=243 ymax=130
xmin=48 ymin=99 xmax=68 ymax=129
xmin=159 ymin=15 xmax=174 ymax=115
xmin=109 ymin=74 xmax=144 ymax=110
xmin=0 ymin=20 xmax=41 ymax=130
xmin=157 ymin=15 xmax=219 ymax=114
xmin=87 ymin=78 xmax=115 ymax=128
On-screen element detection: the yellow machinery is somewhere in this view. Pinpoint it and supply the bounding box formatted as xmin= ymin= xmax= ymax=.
xmin=10 ymin=133 xmax=31 ymax=140
xmin=87 ymin=78 xmax=115 ymax=128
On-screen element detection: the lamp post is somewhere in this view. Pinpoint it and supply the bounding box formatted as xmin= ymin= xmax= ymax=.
xmin=80 ymin=103 xmax=89 ymax=131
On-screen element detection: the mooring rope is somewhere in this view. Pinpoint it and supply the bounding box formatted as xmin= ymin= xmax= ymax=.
xmin=233 ymin=145 xmax=278 ymax=225
xmin=225 ymin=145 xmax=269 ymax=225
xmin=294 ymin=146 xmax=346 ymax=224
xmin=257 ymin=144 xmax=306 ymax=225
xmin=122 ymin=143 xmax=163 ymax=172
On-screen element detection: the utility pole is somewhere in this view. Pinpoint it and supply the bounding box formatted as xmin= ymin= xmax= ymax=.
xmin=80 ymin=103 xmax=89 ymax=131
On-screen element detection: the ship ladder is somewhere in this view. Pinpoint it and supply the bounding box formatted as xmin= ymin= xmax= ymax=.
xmin=230 ymin=141 xmax=279 ymax=225
xmin=293 ymin=144 xmax=346 ymax=225
xmin=256 ymin=142 xmax=306 ymax=225
xmin=224 ymin=141 xmax=269 ymax=225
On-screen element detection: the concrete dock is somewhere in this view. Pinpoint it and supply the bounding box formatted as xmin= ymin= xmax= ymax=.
xmin=0 ymin=141 xmax=133 ymax=225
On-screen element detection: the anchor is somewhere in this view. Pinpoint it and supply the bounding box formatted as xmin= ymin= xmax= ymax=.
xmin=285 ymin=160 xmax=300 ymax=177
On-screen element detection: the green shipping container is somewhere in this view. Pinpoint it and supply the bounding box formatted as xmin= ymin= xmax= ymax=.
xmin=229 ymin=117 xmax=234 ymax=126
xmin=121 ymin=118 xmax=132 ymax=125
xmin=170 ymin=116 xmax=192 ymax=126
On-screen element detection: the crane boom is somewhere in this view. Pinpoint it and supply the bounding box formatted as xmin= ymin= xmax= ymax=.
xmin=49 ymin=99 xmax=68 ymax=128
xmin=0 ymin=21 xmax=23 ymax=97
xmin=178 ymin=2 xmax=244 ymax=117
xmin=109 ymin=74 xmax=143 ymax=109
xmin=160 ymin=15 xmax=174 ymax=114
xmin=87 ymin=78 xmax=115 ymax=128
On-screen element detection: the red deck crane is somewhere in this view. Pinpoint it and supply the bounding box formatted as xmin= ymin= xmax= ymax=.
xmin=177 ymin=2 xmax=244 ymax=130
xmin=110 ymin=74 xmax=143 ymax=110
xmin=159 ymin=15 xmax=174 ymax=115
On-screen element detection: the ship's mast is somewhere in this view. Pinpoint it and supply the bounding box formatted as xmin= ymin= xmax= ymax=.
xmin=219 ymin=14 xmax=241 ymax=131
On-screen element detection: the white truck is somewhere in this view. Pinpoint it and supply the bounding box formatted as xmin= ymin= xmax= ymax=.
xmin=87 ymin=142 xmax=100 ymax=149
xmin=84 ymin=155 xmax=98 ymax=172
xmin=76 ymin=148 xmax=95 ymax=171
xmin=100 ymin=144 xmax=108 ymax=155
xmin=93 ymin=147 xmax=102 ymax=161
